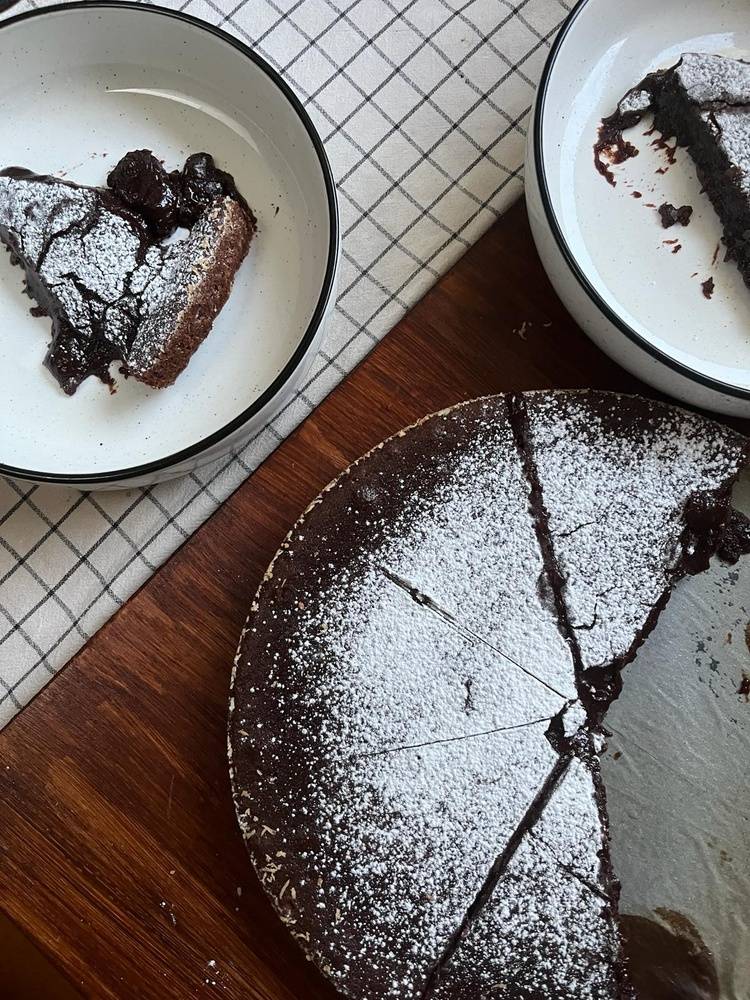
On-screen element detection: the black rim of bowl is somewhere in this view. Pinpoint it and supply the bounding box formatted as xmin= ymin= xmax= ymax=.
xmin=533 ymin=0 xmax=750 ymax=402
xmin=0 ymin=0 xmax=340 ymax=485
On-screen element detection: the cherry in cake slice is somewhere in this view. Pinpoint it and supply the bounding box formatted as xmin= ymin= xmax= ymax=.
xmin=0 ymin=150 xmax=255 ymax=394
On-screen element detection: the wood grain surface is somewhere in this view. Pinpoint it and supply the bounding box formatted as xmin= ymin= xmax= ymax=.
xmin=0 ymin=200 xmax=744 ymax=999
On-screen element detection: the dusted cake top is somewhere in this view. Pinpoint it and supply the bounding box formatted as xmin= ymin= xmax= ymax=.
xmin=0 ymin=151 xmax=255 ymax=394
xmin=230 ymin=391 xmax=748 ymax=1000
xmin=674 ymin=51 xmax=750 ymax=105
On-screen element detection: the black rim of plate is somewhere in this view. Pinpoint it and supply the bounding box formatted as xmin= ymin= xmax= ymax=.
xmin=533 ymin=0 xmax=750 ymax=402
xmin=0 ymin=0 xmax=340 ymax=485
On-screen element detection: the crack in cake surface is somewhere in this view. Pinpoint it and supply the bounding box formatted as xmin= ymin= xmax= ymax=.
xmin=228 ymin=391 xmax=749 ymax=1000
xmin=506 ymin=392 xmax=614 ymax=721
xmin=357 ymin=715 xmax=557 ymax=760
xmin=381 ymin=565 xmax=570 ymax=701
xmin=421 ymin=754 xmax=573 ymax=999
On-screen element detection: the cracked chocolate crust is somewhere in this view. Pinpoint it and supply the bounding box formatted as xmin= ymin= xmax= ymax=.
xmin=229 ymin=390 xmax=749 ymax=1000
xmin=0 ymin=150 xmax=256 ymax=394
xmin=421 ymin=754 xmax=573 ymax=998
xmin=507 ymin=394 xmax=619 ymax=721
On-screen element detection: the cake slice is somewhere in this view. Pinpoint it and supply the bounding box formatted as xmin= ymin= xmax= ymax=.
xmin=0 ymin=150 xmax=255 ymax=394
xmin=596 ymin=52 xmax=750 ymax=288
xmin=426 ymin=754 xmax=628 ymax=1000
xmin=515 ymin=391 xmax=746 ymax=710
xmin=126 ymin=195 xmax=253 ymax=388
xmin=651 ymin=54 xmax=750 ymax=285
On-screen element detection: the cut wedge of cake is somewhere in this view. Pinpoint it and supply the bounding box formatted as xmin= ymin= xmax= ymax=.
xmin=596 ymin=52 xmax=750 ymax=289
xmin=428 ymin=756 xmax=625 ymax=1000
xmin=0 ymin=150 xmax=255 ymax=394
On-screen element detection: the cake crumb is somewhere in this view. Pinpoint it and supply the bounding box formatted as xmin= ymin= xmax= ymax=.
xmin=658 ymin=203 xmax=693 ymax=228
xmin=159 ymin=900 xmax=177 ymax=928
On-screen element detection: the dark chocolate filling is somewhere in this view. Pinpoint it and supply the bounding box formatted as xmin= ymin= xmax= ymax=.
xmin=717 ymin=508 xmax=750 ymax=564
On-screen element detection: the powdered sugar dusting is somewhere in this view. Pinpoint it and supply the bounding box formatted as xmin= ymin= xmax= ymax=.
xmin=432 ymin=757 xmax=620 ymax=1000
xmin=232 ymin=400 xmax=578 ymax=997
xmin=674 ymin=51 xmax=750 ymax=197
xmin=676 ymin=51 xmax=750 ymax=106
xmin=230 ymin=392 xmax=748 ymax=1000
xmin=709 ymin=107 xmax=750 ymax=195
xmin=129 ymin=198 xmax=239 ymax=374
xmin=0 ymin=173 xmax=148 ymax=352
xmin=371 ymin=403 xmax=577 ymax=702
xmin=528 ymin=756 xmax=605 ymax=884
xmin=525 ymin=393 xmax=746 ymax=670
xmin=305 ymin=728 xmax=559 ymax=999
xmin=618 ymin=88 xmax=652 ymax=115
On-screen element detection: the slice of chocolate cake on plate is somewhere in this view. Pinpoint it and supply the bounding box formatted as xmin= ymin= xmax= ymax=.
xmin=0 ymin=150 xmax=255 ymax=394
xmin=229 ymin=391 xmax=749 ymax=999
xmin=596 ymin=52 xmax=750 ymax=289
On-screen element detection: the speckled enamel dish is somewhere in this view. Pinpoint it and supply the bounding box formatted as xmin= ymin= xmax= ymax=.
xmin=0 ymin=2 xmax=338 ymax=488
xmin=526 ymin=0 xmax=750 ymax=417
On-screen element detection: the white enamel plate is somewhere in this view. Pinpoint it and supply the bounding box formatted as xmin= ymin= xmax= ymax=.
xmin=528 ymin=0 xmax=750 ymax=416
xmin=0 ymin=3 xmax=338 ymax=487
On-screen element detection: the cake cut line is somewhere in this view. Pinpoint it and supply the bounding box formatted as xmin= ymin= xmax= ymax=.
xmin=381 ymin=565 xmax=571 ymax=701
xmin=229 ymin=390 xmax=750 ymax=1000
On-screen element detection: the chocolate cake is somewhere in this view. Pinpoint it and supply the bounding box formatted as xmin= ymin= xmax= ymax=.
xmin=0 ymin=150 xmax=255 ymax=393
xmin=595 ymin=53 xmax=750 ymax=289
xmin=228 ymin=391 xmax=749 ymax=999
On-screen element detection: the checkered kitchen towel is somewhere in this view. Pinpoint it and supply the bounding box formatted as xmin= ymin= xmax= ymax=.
xmin=0 ymin=0 xmax=571 ymax=727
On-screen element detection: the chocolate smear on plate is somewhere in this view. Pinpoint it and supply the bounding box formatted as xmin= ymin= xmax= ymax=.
xmin=620 ymin=910 xmax=719 ymax=1000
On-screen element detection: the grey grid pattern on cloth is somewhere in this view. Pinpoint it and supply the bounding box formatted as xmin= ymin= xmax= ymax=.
xmin=0 ymin=0 xmax=571 ymax=728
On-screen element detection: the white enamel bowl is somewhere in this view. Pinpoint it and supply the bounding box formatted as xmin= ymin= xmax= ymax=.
xmin=0 ymin=2 xmax=339 ymax=488
xmin=526 ymin=0 xmax=750 ymax=417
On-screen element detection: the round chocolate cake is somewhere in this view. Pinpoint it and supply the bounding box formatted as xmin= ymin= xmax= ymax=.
xmin=229 ymin=391 xmax=749 ymax=1000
